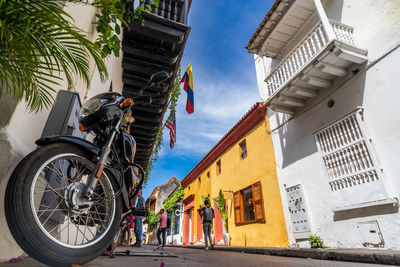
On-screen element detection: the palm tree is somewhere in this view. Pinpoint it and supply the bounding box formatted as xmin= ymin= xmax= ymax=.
xmin=0 ymin=0 xmax=108 ymax=111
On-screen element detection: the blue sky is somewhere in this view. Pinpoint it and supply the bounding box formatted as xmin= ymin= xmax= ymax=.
xmin=142 ymin=0 xmax=274 ymax=199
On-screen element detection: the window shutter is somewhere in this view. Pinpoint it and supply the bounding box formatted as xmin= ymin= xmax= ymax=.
xmin=314 ymin=109 xmax=389 ymax=208
xmin=252 ymin=182 xmax=265 ymax=221
xmin=233 ymin=191 xmax=241 ymax=224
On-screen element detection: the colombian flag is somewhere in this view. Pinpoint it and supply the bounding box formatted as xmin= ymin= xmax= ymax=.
xmin=180 ymin=62 xmax=194 ymax=114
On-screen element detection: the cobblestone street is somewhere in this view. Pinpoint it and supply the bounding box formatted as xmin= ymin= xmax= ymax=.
xmin=0 ymin=246 xmax=392 ymax=267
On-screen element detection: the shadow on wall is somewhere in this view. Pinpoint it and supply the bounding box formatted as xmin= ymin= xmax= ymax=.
xmin=325 ymin=0 xmax=344 ymax=22
xmin=0 ymin=93 xmax=20 ymax=185
xmin=333 ymin=203 xmax=399 ymax=221
xmin=0 ymin=93 xmax=18 ymax=129
xmin=275 ymin=71 xmax=367 ymax=169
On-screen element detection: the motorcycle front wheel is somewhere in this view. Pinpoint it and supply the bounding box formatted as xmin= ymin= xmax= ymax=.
xmin=5 ymin=143 xmax=122 ymax=266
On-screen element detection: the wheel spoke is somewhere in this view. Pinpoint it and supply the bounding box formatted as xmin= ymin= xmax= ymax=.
xmin=82 ymin=213 xmax=96 ymax=239
xmin=47 ymin=163 xmax=63 ymax=177
xmin=93 ymin=204 xmax=107 ymax=230
xmin=37 ymin=208 xmax=67 ymax=213
xmin=73 ymin=218 xmax=91 ymax=244
xmin=48 ymin=215 xmax=70 ymax=236
xmin=41 ymin=199 xmax=64 ymax=227
xmin=36 ymin=174 xmax=66 ymax=200
xmin=87 ymin=212 xmax=100 ymax=236
xmin=74 ymin=220 xmax=80 ymax=245
xmin=70 ymin=159 xmax=88 ymax=183
xmin=82 ymin=211 xmax=90 ymax=244
xmin=93 ymin=191 xmax=106 ymax=198
xmin=34 ymin=186 xmax=66 ymax=194
xmin=31 ymin=154 xmax=115 ymax=248
xmin=67 ymin=209 xmax=70 ymax=244
xmin=37 ymin=197 xmax=60 ymax=218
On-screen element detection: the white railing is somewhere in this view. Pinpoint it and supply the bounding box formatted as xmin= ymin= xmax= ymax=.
xmin=314 ymin=109 xmax=382 ymax=192
xmin=265 ymin=20 xmax=356 ymax=99
xmin=330 ymin=20 xmax=355 ymax=46
xmin=141 ymin=0 xmax=187 ymax=24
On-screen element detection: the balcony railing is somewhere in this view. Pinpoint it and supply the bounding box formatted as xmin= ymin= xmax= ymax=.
xmin=141 ymin=0 xmax=188 ymax=24
xmin=264 ymin=20 xmax=357 ymax=99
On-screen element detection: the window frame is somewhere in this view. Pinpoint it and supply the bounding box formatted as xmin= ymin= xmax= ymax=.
xmin=166 ymin=211 xmax=172 ymax=236
xmin=233 ymin=181 xmax=265 ymax=225
xmin=239 ymin=139 xmax=247 ymax=160
xmin=174 ymin=211 xmax=180 ymax=235
xmin=216 ymin=159 xmax=221 ymax=175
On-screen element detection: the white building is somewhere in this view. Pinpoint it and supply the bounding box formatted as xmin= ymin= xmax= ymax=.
xmin=166 ymin=202 xmax=184 ymax=245
xmin=0 ymin=3 xmax=124 ymax=262
xmin=249 ymin=0 xmax=400 ymax=249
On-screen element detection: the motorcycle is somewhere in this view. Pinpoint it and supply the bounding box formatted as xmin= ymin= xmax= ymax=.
xmin=4 ymin=71 xmax=169 ymax=266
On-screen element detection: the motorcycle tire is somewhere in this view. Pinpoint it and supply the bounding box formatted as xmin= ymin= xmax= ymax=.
xmin=5 ymin=143 xmax=122 ymax=266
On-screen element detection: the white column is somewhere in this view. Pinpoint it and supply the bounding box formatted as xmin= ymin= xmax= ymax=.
xmin=313 ymin=0 xmax=335 ymax=41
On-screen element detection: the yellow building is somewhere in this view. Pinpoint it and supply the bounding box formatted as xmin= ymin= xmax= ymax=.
xmin=181 ymin=103 xmax=288 ymax=247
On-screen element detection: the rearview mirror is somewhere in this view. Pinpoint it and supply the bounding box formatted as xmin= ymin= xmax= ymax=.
xmin=149 ymin=71 xmax=169 ymax=85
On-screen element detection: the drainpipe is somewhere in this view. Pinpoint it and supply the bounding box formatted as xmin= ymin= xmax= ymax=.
xmin=313 ymin=0 xmax=335 ymax=41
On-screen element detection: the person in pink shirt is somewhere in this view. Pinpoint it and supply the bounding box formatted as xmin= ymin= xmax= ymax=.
xmin=157 ymin=209 xmax=168 ymax=248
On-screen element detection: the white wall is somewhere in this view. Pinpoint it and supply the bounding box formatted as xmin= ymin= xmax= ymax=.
xmin=0 ymin=3 xmax=124 ymax=261
xmin=342 ymin=0 xmax=400 ymax=62
xmin=269 ymin=45 xmax=400 ymax=249
xmin=254 ymin=0 xmax=400 ymax=249
xmin=166 ymin=205 xmax=184 ymax=245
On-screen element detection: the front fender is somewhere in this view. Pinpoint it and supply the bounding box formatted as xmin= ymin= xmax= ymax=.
xmin=36 ymin=135 xmax=100 ymax=156
xmin=36 ymin=135 xmax=130 ymax=211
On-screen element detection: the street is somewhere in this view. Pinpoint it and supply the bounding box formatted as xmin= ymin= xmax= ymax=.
xmin=0 ymin=246 xmax=391 ymax=267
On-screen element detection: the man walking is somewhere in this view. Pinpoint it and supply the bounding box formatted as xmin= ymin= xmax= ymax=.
xmin=133 ymin=189 xmax=145 ymax=247
xmin=201 ymin=199 xmax=214 ymax=251
xmin=157 ymin=209 xmax=167 ymax=249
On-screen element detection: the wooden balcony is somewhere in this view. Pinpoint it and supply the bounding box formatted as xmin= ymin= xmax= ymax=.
xmin=121 ymin=0 xmax=191 ymax=168
xmin=264 ymin=20 xmax=367 ymax=114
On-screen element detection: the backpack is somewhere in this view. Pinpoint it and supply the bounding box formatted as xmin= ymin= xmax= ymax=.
xmin=167 ymin=216 xmax=171 ymax=228
xmin=203 ymin=206 xmax=214 ymax=222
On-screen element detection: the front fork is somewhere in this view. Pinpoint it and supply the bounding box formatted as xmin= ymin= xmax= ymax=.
xmin=121 ymin=163 xmax=146 ymax=226
xmin=84 ymin=118 xmax=123 ymax=198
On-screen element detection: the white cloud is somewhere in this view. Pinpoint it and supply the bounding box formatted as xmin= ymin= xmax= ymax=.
xmin=159 ymin=76 xmax=261 ymax=159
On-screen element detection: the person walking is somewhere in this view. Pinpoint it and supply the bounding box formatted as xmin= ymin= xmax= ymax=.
xmin=201 ymin=199 xmax=215 ymax=251
xmin=133 ymin=189 xmax=145 ymax=247
xmin=119 ymin=190 xmax=135 ymax=247
xmin=157 ymin=209 xmax=167 ymax=249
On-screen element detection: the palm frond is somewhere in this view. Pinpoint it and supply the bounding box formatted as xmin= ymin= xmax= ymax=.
xmin=0 ymin=0 xmax=108 ymax=111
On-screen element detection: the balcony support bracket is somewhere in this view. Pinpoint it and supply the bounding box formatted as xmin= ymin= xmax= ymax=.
xmin=316 ymin=62 xmax=348 ymax=77
xmin=333 ymin=47 xmax=368 ymax=64
xmin=289 ymin=86 xmax=318 ymax=98
xmin=302 ymin=75 xmax=332 ymax=88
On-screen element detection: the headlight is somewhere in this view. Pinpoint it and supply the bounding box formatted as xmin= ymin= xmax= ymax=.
xmin=79 ymin=97 xmax=108 ymax=120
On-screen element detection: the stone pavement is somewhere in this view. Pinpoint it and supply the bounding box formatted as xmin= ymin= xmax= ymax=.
xmin=112 ymin=246 xmax=177 ymax=258
xmin=0 ymin=245 xmax=393 ymax=267
xmin=166 ymin=244 xmax=400 ymax=265
xmin=0 ymin=246 xmax=182 ymax=266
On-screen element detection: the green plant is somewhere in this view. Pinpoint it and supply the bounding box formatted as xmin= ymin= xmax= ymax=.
xmin=93 ymin=0 xmax=160 ymax=57
xmin=213 ymin=190 xmax=228 ymax=231
xmin=146 ymin=210 xmax=160 ymax=228
xmin=163 ymin=186 xmax=184 ymax=211
xmin=162 ymin=186 xmax=183 ymax=235
xmin=199 ymin=195 xmax=210 ymax=210
xmin=0 ymin=0 xmax=160 ymax=111
xmin=308 ymin=234 xmax=325 ymax=248
xmin=0 ymin=0 xmax=108 ymax=111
